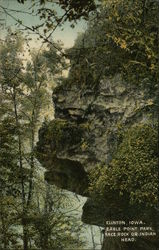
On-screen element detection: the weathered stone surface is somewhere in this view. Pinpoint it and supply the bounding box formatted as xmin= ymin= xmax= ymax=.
xmin=37 ymin=74 xmax=153 ymax=226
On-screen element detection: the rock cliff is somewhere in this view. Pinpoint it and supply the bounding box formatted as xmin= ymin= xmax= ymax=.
xmin=36 ymin=74 xmax=153 ymax=226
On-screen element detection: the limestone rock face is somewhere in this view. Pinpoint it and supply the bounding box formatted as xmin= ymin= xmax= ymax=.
xmin=37 ymin=74 xmax=151 ymax=224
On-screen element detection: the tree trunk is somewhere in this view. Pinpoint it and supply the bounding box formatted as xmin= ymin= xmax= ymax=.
xmin=23 ymin=225 xmax=28 ymax=250
xmin=12 ymin=85 xmax=28 ymax=250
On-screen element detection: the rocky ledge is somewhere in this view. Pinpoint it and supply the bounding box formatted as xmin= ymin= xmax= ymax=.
xmin=36 ymin=74 xmax=153 ymax=227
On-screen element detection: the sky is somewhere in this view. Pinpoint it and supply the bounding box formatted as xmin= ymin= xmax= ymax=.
xmin=0 ymin=0 xmax=87 ymax=48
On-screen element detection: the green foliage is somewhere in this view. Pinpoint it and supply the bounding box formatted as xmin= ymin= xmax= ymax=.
xmin=0 ymin=118 xmax=21 ymax=249
xmin=1 ymin=0 xmax=159 ymax=248
xmin=65 ymin=0 xmax=158 ymax=100
xmin=0 ymin=31 xmax=85 ymax=250
xmin=102 ymin=0 xmax=158 ymax=89
xmin=17 ymin=0 xmax=96 ymax=21
xmin=42 ymin=43 xmax=66 ymax=75
xmin=89 ymin=124 xmax=158 ymax=207
xmin=0 ymin=118 xmax=20 ymax=197
xmin=37 ymin=119 xmax=84 ymax=156
xmin=25 ymin=183 xmax=85 ymax=250
xmin=14 ymin=0 xmax=97 ymax=46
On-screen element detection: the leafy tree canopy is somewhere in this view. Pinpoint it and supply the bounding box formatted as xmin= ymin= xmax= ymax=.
xmin=17 ymin=0 xmax=97 ymax=21
xmin=65 ymin=0 xmax=158 ymax=102
xmin=89 ymin=124 xmax=158 ymax=207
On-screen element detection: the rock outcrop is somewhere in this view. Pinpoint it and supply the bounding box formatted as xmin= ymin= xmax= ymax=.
xmin=36 ymin=74 xmax=153 ymax=225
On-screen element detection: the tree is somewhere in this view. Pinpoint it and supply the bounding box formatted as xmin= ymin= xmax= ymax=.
xmin=32 ymin=183 xmax=85 ymax=250
xmin=0 ymin=30 xmax=86 ymax=250
xmin=89 ymin=124 xmax=158 ymax=207
xmin=0 ymin=0 xmax=97 ymax=52
xmin=89 ymin=123 xmax=159 ymax=249
xmin=0 ymin=118 xmax=21 ymax=250
xmin=66 ymin=0 xmax=158 ymax=95
xmin=0 ymin=30 xmax=54 ymax=250
xmin=17 ymin=0 xmax=97 ymax=21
